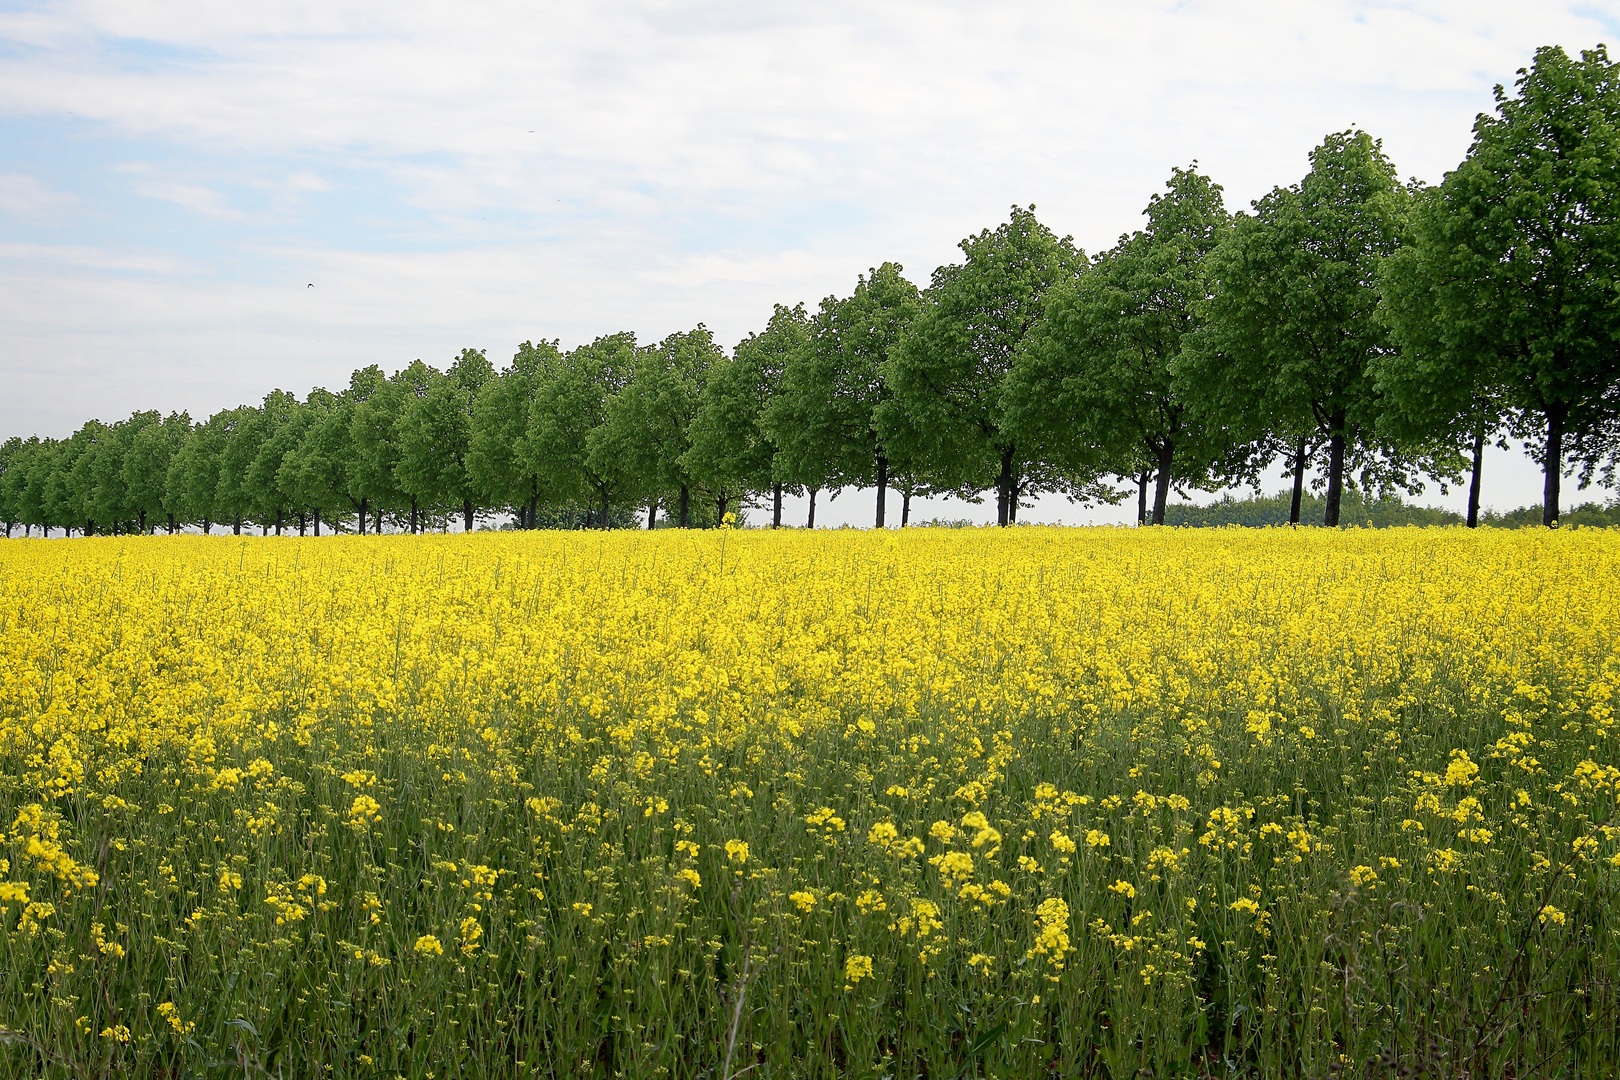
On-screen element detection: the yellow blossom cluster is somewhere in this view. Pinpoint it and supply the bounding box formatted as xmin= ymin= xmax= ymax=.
xmin=0 ymin=526 xmax=1617 ymax=1077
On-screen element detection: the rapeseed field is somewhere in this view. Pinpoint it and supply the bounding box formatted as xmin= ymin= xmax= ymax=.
xmin=1 ymin=527 xmax=1617 ymax=1078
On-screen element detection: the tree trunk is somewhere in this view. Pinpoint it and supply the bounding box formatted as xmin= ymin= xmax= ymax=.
xmin=678 ymin=485 xmax=690 ymax=529
xmin=314 ymin=509 xmax=322 ymax=537
xmin=275 ymin=510 xmax=282 ymax=536
xmin=1137 ymin=471 xmax=1149 ymax=526
xmin=772 ymin=483 xmax=782 ymax=529
xmin=647 ymin=500 xmax=657 ymax=530
xmin=1323 ymin=416 xmax=1347 ymax=528
xmin=528 ymin=488 xmax=538 ymax=531
xmin=601 ymin=490 xmax=611 ymax=530
xmin=995 ymin=448 xmax=1014 ymax=527
xmin=716 ymin=491 xmax=729 ymax=525
xmin=1008 ymin=480 xmax=1019 ymax=524
xmin=902 ymin=490 xmax=911 ymax=526
xmin=138 ymin=510 xmax=147 ymax=534
xmin=1151 ymin=440 xmax=1175 ymax=526
xmin=875 ymin=454 xmax=888 ymax=528
xmin=1467 ymin=421 xmax=1486 ymax=529
xmin=202 ymin=517 xmax=211 ymax=536
xmin=359 ymin=497 xmax=368 ymax=536
xmin=410 ymin=499 xmax=418 ymax=535
xmin=233 ymin=517 xmax=241 ymax=536
xmin=807 ymin=488 xmax=818 ymax=529
xmin=463 ymin=498 xmax=473 ymax=534
xmin=1543 ymin=401 xmax=1566 ymax=527
xmin=168 ymin=513 xmax=177 ymax=535
xmin=1290 ymin=438 xmax=1306 ymax=525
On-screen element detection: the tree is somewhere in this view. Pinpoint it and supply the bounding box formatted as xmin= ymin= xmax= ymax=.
xmin=396 ymin=350 xmax=493 ymax=532
xmin=772 ymin=271 xmax=922 ymax=527
xmin=279 ymin=389 xmax=359 ymax=535
xmin=1007 ymin=167 xmax=1236 ymax=525
xmin=529 ymin=334 xmax=638 ymax=528
xmin=351 ymin=362 xmax=427 ymax=532
xmin=124 ymin=411 xmax=191 ymax=534
xmin=0 ymin=437 xmax=22 ymax=536
xmin=591 ymin=327 xmax=719 ymax=528
xmin=695 ymin=304 xmax=810 ymax=529
xmin=1375 ymin=189 xmax=1510 ymax=529
xmin=881 ymin=206 xmax=1088 ymax=525
xmin=469 ymin=342 xmax=558 ymax=528
xmin=169 ymin=411 xmax=231 ymax=533
xmin=1182 ymin=130 xmax=1412 ymax=526
xmin=1378 ymin=45 xmax=1620 ymax=526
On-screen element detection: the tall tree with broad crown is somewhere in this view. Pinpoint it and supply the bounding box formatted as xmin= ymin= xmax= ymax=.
xmin=1007 ymin=167 xmax=1236 ymax=525
xmin=396 ymin=350 xmax=493 ymax=532
xmin=590 ymin=327 xmax=718 ymax=528
xmin=469 ymin=342 xmax=558 ymax=528
xmin=1378 ymin=45 xmax=1620 ymax=526
xmin=687 ymin=304 xmax=809 ymax=529
xmin=1181 ymin=130 xmax=1412 ymax=526
xmin=880 ymin=206 xmax=1088 ymax=526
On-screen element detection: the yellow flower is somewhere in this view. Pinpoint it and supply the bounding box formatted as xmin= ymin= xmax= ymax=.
xmin=413 ymin=934 xmax=445 ymax=956
xmin=844 ymin=954 xmax=874 ymax=986
xmin=348 ymin=794 xmax=382 ymax=829
xmin=789 ymin=890 xmax=816 ymax=912
xmin=725 ymin=839 xmax=749 ymax=864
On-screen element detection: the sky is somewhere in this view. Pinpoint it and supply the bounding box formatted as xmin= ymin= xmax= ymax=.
xmin=3 ymin=0 xmax=1618 ymax=527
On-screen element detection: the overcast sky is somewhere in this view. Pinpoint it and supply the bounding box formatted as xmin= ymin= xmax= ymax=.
xmin=3 ymin=0 xmax=1617 ymax=526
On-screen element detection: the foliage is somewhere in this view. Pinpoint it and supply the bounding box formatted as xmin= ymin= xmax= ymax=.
xmin=1377 ymin=45 xmax=1620 ymax=526
xmin=882 ymin=206 xmax=1090 ymax=525
xmin=1183 ymin=131 xmax=1413 ymax=526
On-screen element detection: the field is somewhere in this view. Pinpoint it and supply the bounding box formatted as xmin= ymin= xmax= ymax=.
xmin=1 ymin=527 xmax=1618 ymax=1079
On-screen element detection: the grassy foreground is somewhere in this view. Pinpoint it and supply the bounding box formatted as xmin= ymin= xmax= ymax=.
xmin=1 ymin=527 xmax=1618 ymax=1078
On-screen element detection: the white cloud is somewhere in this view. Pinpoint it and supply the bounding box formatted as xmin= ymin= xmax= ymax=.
xmin=0 ymin=0 xmax=1617 ymax=518
xmin=0 ymin=173 xmax=78 ymax=217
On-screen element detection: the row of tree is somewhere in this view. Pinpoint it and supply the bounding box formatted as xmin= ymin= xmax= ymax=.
xmin=4 ymin=44 xmax=1619 ymax=538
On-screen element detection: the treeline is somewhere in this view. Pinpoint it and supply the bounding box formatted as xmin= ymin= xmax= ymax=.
xmin=4 ymin=44 xmax=1619 ymax=539
xmin=1164 ymin=491 xmax=1620 ymax=529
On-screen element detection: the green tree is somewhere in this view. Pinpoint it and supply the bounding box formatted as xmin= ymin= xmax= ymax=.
xmin=396 ymin=350 xmax=493 ymax=532
xmin=351 ymin=362 xmax=428 ymax=533
xmin=774 ymin=270 xmax=923 ymax=527
xmin=1007 ymin=167 xmax=1235 ymax=525
xmin=0 ymin=437 xmax=23 ymax=537
xmin=237 ymin=390 xmax=302 ymax=534
xmin=169 ymin=410 xmax=232 ymax=533
xmin=689 ymin=304 xmax=808 ymax=528
xmin=881 ymin=206 xmax=1088 ymax=526
xmin=1378 ymin=45 xmax=1620 ymax=526
xmin=590 ymin=327 xmax=719 ymax=528
xmin=469 ymin=342 xmax=559 ymax=528
xmin=279 ymin=389 xmax=360 ymax=535
xmin=1182 ymin=130 xmax=1412 ymax=526
xmin=123 ymin=411 xmax=192 ymax=534
xmin=526 ymin=334 xmax=638 ymax=528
